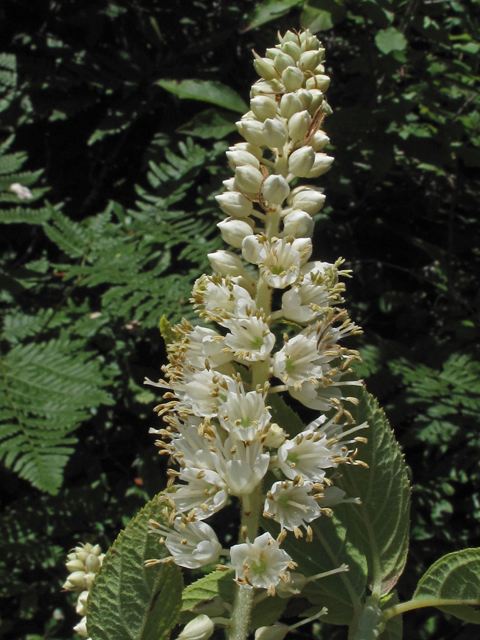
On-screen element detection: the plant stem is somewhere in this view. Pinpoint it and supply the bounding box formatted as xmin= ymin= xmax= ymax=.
xmin=229 ymin=583 xmax=255 ymax=640
xmin=380 ymin=597 xmax=480 ymax=624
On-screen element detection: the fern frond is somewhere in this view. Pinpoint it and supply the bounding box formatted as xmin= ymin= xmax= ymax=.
xmin=0 ymin=339 xmax=114 ymax=494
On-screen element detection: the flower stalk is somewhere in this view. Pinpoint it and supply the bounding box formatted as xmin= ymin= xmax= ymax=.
xmin=146 ymin=28 xmax=367 ymax=640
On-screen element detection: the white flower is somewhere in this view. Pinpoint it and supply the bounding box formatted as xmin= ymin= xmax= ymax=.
xmin=289 ymin=378 xmax=343 ymax=412
xmin=218 ymin=218 xmax=255 ymax=248
xmin=253 ymin=237 xmax=312 ymax=289
xmin=318 ymin=486 xmax=361 ymax=508
xmin=222 ymin=436 xmax=270 ymax=496
xmin=264 ymin=481 xmax=321 ymax=531
xmin=283 ymin=210 xmax=314 ymax=238
xmin=208 ymin=250 xmax=245 ymax=277
xmin=272 ymin=333 xmax=323 ymax=389
xmin=182 ymin=369 xmax=228 ymax=417
xmin=218 ymin=379 xmax=271 ymax=441
xmin=173 ymin=470 xmax=228 ymax=520
xmin=159 ymin=518 xmax=222 ymax=569
xmin=180 ymin=325 xmax=231 ymax=370
xmin=277 ymin=429 xmax=338 ymax=483
xmin=193 ymin=275 xmax=255 ymax=318
xmin=230 ymin=532 xmax=294 ymax=592
xmin=222 ymin=314 xmax=275 ymax=362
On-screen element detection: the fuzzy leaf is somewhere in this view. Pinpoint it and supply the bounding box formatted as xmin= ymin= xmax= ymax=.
xmin=181 ymin=570 xmax=236 ymax=612
xmin=88 ymin=495 xmax=183 ymax=640
xmin=413 ymin=548 xmax=480 ymax=623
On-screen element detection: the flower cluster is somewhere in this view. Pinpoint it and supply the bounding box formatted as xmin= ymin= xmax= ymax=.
xmin=63 ymin=543 xmax=104 ymax=638
xmin=146 ymin=29 xmax=366 ymax=597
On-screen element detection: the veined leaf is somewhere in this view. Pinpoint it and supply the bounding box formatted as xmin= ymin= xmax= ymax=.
xmin=181 ymin=570 xmax=236 ymax=612
xmin=156 ymin=79 xmax=247 ymax=114
xmin=240 ymin=0 xmax=304 ymax=31
xmin=413 ymin=548 xmax=480 ymax=624
xmin=88 ymin=495 xmax=183 ymax=640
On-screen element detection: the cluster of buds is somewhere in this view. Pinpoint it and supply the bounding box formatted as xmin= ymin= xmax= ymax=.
xmin=63 ymin=543 xmax=104 ymax=638
xmin=146 ymin=28 xmax=367 ymax=601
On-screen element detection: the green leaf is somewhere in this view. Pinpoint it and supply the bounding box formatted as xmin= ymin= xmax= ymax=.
xmin=241 ymin=0 xmax=304 ymax=31
xmin=181 ymin=570 xmax=236 ymax=612
xmin=177 ymin=109 xmax=237 ymax=139
xmin=276 ymin=386 xmax=410 ymax=625
xmin=267 ymin=392 xmax=305 ymax=438
xmin=375 ymin=28 xmax=408 ymax=54
xmin=300 ymin=0 xmax=347 ymax=32
xmin=413 ymin=548 xmax=480 ymax=623
xmin=156 ymin=79 xmax=247 ymax=114
xmin=87 ymin=495 xmax=183 ymax=640
xmin=379 ymin=591 xmax=402 ymax=640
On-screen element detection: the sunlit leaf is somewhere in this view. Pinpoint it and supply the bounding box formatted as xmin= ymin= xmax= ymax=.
xmin=156 ymin=79 xmax=247 ymax=114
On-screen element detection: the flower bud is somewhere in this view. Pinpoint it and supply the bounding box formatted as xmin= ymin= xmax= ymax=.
xmin=73 ymin=617 xmax=88 ymax=638
xmin=234 ymin=165 xmax=263 ymax=196
xmin=83 ymin=572 xmax=96 ymax=590
xmin=310 ymin=131 xmax=330 ymax=151
xmin=236 ymin=119 xmax=265 ymax=147
xmin=222 ymin=177 xmax=236 ymax=191
xmin=288 ymin=186 xmax=326 ymax=215
xmin=250 ymin=79 xmax=283 ymax=97
xmin=76 ymin=591 xmax=89 ymax=616
xmin=274 ymin=52 xmax=295 ymax=74
xmin=178 ymin=615 xmax=215 ymax=640
xmin=253 ymin=54 xmax=278 ymax=80
xmin=262 ymin=175 xmax=290 ymax=205
xmin=301 ymin=34 xmax=321 ymax=51
xmin=299 ymin=50 xmax=323 ymax=72
xmin=66 ymin=559 xmax=85 ymax=572
xmin=226 ymin=149 xmax=260 ymax=169
xmin=254 ymin=625 xmax=288 ymax=640
xmin=308 ymin=89 xmax=324 ymax=115
xmin=283 ymin=210 xmax=314 ymax=237
xmin=85 ymin=553 xmax=101 ymax=573
xmin=282 ymin=66 xmax=304 ymax=92
xmin=250 ymin=96 xmax=278 ymax=122
xmin=231 ymin=142 xmax=264 ymax=160
xmin=91 ymin=544 xmax=102 ymax=556
xmin=288 ymin=110 xmax=311 ymax=142
xmin=296 ymin=89 xmax=312 ymax=110
xmin=305 ymin=153 xmax=334 ymax=178
xmin=218 ymin=218 xmax=254 ymax=248
xmin=288 ymin=146 xmax=315 ymax=177
xmin=280 ymin=93 xmax=303 ymax=119
xmin=208 ymin=250 xmax=245 ymax=276
xmin=263 ymin=423 xmax=286 ymax=448
xmin=281 ymin=41 xmax=301 ymax=62
xmin=306 ymin=74 xmax=330 ymax=92
xmin=216 ymin=192 xmax=254 ymax=219
xmin=265 ymin=47 xmax=280 ymax=60
xmin=263 ymin=119 xmax=288 ymax=149
xmin=65 ymin=570 xmax=86 ymax=589
xmin=279 ymin=30 xmax=298 ymax=45
xmin=242 ymin=234 xmax=261 ymax=264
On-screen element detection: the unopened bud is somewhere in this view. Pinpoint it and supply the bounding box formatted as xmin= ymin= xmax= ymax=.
xmin=274 ymin=52 xmax=295 ymax=74
xmin=288 ymin=110 xmax=311 ymax=142
xmin=288 ymin=146 xmax=315 ymax=177
xmin=76 ymin=591 xmax=89 ymax=616
xmin=299 ymin=50 xmax=323 ymax=72
xmin=263 ymin=423 xmax=286 ymax=448
xmin=242 ymin=235 xmax=261 ymax=265
xmin=305 ymin=153 xmax=334 ymax=178
xmin=306 ymin=74 xmax=330 ymax=92
xmin=308 ymin=89 xmax=324 ymax=115
xmin=283 ymin=210 xmax=314 ymax=238
xmin=85 ymin=553 xmax=101 ymax=573
xmin=292 ymin=237 xmax=313 ymax=263
xmin=222 ymin=177 xmax=236 ymax=191
xmin=288 ymin=186 xmax=326 ymax=215
xmin=66 ymin=571 xmax=86 ymax=589
xmin=91 ymin=544 xmax=102 ymax=556
xmin=208 ymin=250 xmax=245 ymax=276
xmin=262 ymin=175 xmax=290 ymax=205
xmin=73 ymin=617 xmax=88 ymax=638
xmin=218 ymin=218 xmax=254 ymax=249
xmin=250 ymin=79 xmax=283 ymax=97
xmin=310 ymin=131 xmax=330 ymax=151
xmin=83 ymin=572 xmax=96 ymax=590
xmin=66 ymin=559 xmax=85 ymax=572
xmin=263 ymin=119 xmax=288 ymax=149
xmin=280 ymin=93 xmax=303 ymax=119
xmin=282 ymin=66 xmax=304 ymax=92
xmin=296 ymin=89 xmax=312 ymax=110
xmin=250 ymin=96 xmax=278 ymax=122
xmin=232 ymin=142 xmax=264 ymax=161
xmin=281 ymin=41 xmax=301 ymax=62
xmin=254 ymin=625 xmax=289 ymax=640
xmin=236 ymin=119 xmax=265 ymax=147
xmin=279 ymin=30 xmax=298 ymax=45
xmin=178 ymin=615 xmax=214 ymax=640
xmin=226 ymin=149 xmax=260 ymax=169
xmin=234 ymin=165 xmax=263 ymax=196
xmin=216 ymin=192 xmax=254 ymax=219
xmin=253 ymin=54 xmax=278 ymax=81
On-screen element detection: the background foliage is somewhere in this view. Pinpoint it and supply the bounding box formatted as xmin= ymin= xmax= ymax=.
xmin=0 ymin=1 xmax=479 ymax=639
